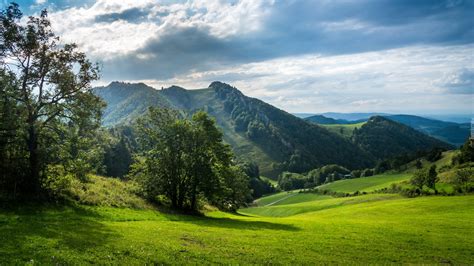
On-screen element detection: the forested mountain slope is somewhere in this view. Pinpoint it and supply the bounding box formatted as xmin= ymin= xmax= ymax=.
xmin=385 ymin=115 xmax=470 ymax=147
xmin=94 ymin=82 xmax=172 ymax=126
xmin=95 ymin=82 xmax=454 ymax=178
xmin=305 ymin=113 xmax=470 ymax=147
xmin=353 ymin=116 xmax=454 ymax=159
xmin=95 ymin=82 xmax=374 ymax=177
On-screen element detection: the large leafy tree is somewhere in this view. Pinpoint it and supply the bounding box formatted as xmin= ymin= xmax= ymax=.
xmin=132 ymin=108 xmax=250 ymax=211
xmin=0 ymin=3 xmax=104 ymax=195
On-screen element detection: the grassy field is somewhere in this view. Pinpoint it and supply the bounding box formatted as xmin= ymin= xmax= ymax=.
xmin=317 ymin=173 xmax=412 ymax=193
xmin=1 ymin=194 xmax=473 ymax=264
xmin=254 ymin=191 xmax=295 ymax=206
xmin=321 ymin=122 xmax=366 ymax=138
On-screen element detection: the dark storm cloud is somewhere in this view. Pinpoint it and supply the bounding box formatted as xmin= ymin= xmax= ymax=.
xmin=101 ymin=27 xmax=276 ymax=80
xmin=261 ymin=0 xmax=474 ymax=55
xmin=94 ymin=7 xmax=150 ymax=23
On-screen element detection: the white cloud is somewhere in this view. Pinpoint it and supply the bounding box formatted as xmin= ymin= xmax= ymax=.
xmin=35 ymin=0 xmax=47 ymax=4
xmin=43 ymin=0 xmax=473 ymax=115
xmin=48 ymin=0 xmax=271 ymax=59
xmin=123 ymin=44 xmax=473 ymax=114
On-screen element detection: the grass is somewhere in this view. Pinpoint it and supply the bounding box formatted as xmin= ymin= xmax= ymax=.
xmin=259 ymin=176 xmax=278 ymax=187
xmin=270 ymin=193 xmax=332 ymax=206
xmin=254 ymin=191 xmax=294 ymax=206
xmin=65 ymin=175 xmax=150 ymax=209
xmin=1 ymin=194 xmax=473 ymax=264
xmin=317 ymin=173 xmax=412 ymax=193
xmin=321 ymin=122 xmax=366 ymax=138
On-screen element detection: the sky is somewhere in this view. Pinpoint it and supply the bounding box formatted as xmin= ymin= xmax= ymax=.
xmin=4 ymin=0 xmax=474 ymax=115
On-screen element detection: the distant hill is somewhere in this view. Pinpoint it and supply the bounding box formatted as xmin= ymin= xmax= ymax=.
xmin=353 ymin=116 xmax=454 ymax=159
xmin=305 ymin=114 xmax=364 ymax=125
xmin=304 ymin=113 xmax=470 ymax=147
xmin=385 ymin=115 xmax=470 ymax=147
xmin=321 ymin=112 xmax=389 ymax=121
xmin=95 ymin=81 xmax=374 ymax=177
xmin=292 ymin=113 xmax=317 ymax=119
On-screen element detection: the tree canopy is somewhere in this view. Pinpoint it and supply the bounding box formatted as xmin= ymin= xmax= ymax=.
xmin=0 ymin=3 xmax=104 ymax=197
xmin=130 ymin=108 xmax=251 ymax=211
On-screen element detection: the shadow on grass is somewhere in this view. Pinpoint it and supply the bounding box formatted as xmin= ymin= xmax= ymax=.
xmin=0 ymin=204 xmax=119 ymax=263
xmin=173 ymin=215 xmax=300 ymax=231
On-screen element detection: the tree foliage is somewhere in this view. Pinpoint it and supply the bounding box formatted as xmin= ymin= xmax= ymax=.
xmin=130 ymin=108 xmax=251 ymax=211
xmin=0 ymin=3 xmax=104 ymax=197
xmin=411 ymin=165 xmax=437 ymax=191
xmin=453 ymin=139 xmax=474 ymax=165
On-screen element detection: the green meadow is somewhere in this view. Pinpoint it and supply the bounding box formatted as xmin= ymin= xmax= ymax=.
xmin=1 ymin=192 xmax=473 ymax=264
xmin=317 ymin=173 xmax=411 ymax=193
xmin=321 ymin=122 xmax=366 ymax=138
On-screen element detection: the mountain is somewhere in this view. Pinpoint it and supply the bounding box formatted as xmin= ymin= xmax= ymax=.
xmin=304 ymin=113 xmax=470 ymax=147
xmin=305 ymin=114 xmax=365 ymax=125
xmin=385 ymin=115 xmax=470 ymax=147
xmin=321 ymin=112 xmax=390 ymax=121
xmin=292 ymin=113 xmax=317 ymax=118
xmin=94 ymin=82 xmax=172 ymax=126
xmin=353 ymin=116 xmax=454 ymax=159
xmin=95 ymin=81 xmax=454 ymax=177
xmin=424 ymin=114 xmax=472 ymax=124
xmin=95 ymin=82 xmax=374 ymax=177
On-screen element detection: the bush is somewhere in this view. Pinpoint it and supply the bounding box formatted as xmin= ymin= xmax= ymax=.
xmin=452 ymin=167 xmax=474 ymax=193
xmin=42 ymin=165 xmax=74 ymax=200
xmin=351 ymin=170 xmax=362 ymax=178
xmin=362 ymin=169 xmax=373 ymax=177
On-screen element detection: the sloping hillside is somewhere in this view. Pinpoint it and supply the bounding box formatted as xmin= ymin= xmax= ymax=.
xmin=353 ymin=116 xmax=454 ymax=159
xmin=95 ymin=82 xmax=455 ymax=178
xmin=386 ymin=115 xmax=470 ymax=147
xmin=95 ymin=81 xmax=374 ymax=177
xmin=306 ymin=113 xmax=470 ymax=147
xmin=305 ymin=114 xmax=365 ymax=125
xmin=94 ymin=82 xmax=172 ymax=126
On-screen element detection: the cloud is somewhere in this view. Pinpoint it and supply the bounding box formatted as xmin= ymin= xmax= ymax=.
xmin=35 ymin=0 xmax=47 ymax=4
xmin=94 ymin=7 xmax=150 ymax=23
xmin=43 ymin=0 xmax=474 ymax=78
xmin=29 ymin=0 xmax=473 ymax=114
xmin=126 ymin=45 xmax=473 ymax=114
xmin=439 ymin=68 xmax=474 ymax=94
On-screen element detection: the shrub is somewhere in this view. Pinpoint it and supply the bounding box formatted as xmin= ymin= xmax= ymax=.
xmin=42 ymin=165 xmax=74 ymax=200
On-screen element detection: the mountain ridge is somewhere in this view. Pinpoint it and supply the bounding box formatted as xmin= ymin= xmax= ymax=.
xmin=303 ymin=113 xmax=470 ymax=146
xmin=94 ymin=81 xmax=453 ymax=177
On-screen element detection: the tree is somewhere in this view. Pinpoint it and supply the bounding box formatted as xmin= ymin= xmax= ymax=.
xmin=455 ymin=139 xmax=474 ymax=164
xmin=453 ymin=168 xmax=473 ymax=192
xmin=0 ymin=4 xmax=104 ymax=195
xmin=426 ymin=165 xmax=437 ymax=192
xmin=132 ymin=108 xmax=250 ymax=211
xmin=362 ymin=168 xmax=373 ymax=177
xmin=374 ymin=160 xmax=391 ymax=174
xmin=411 ymin=169 xmax=426 ymax=190
xmin=426 ymin=148 xmax=443 ymax=162
xmin=351 ymin=170 xmax=362 ymax=178
xmin=415 ymin=160 xmax=423 ymax=169
xmin=0 ymin=69 xmax=28 ymax=197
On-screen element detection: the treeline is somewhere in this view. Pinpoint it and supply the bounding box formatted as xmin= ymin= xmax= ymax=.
xmin=0 ymin=4 xmax=270 ymax=211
